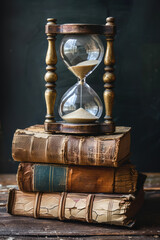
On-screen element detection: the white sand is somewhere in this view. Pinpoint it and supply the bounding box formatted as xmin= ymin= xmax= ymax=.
xmin=76 ymin=60 xmax=99 ymax=66
xmin=62 ymin=107 xmax=98 ymax=123
xmin=68 ymin=60 xmax=99 ymax=80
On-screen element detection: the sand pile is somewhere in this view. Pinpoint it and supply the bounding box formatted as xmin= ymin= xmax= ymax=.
xmin=68 ymin=60 xmax=98 ymax=80
xmin=62 ymin=107 xmax=98 ymax=123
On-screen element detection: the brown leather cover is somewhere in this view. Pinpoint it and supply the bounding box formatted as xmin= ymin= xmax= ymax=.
xmin=12 ymin=125 xmax=131 ymax=167
xmin=17 ymin=163 xmax=138 ymax=193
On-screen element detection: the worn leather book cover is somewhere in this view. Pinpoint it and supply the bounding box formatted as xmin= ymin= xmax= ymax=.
xmin=17 ymin=162 xmax=138 ymax=193
xmin=7 ymin=188 xmax=144 ymax=227
xmin=12 ymin=125 xmax=131 ymax=167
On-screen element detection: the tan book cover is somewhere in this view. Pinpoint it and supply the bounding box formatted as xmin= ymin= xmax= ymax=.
xmin=12 ymin=125 xmax=131 ymax=167
xmin=7 ymin=188 xmax=144 ymax=227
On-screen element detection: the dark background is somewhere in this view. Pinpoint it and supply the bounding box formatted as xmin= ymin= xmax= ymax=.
xmin=0 ymin=0 xmax=160 ymax=173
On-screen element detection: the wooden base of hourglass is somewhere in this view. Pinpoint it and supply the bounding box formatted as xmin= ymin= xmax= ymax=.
xmin=44 ymin=122 xmax=115 ymax=134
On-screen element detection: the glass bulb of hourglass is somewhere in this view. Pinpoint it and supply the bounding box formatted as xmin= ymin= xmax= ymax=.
xmin=59 ymin=34 xmax=104 ymax=123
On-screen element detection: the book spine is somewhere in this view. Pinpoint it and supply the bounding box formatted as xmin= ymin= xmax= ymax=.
xmin=17 ymin=163 xmax=138 ymax=193
xmin=12 ymin=130 xmax=129 ymax=167
xmin=8 ymin=189 xmax=144 ymax=227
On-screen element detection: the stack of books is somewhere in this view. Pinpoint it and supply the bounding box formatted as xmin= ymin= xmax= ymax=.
xmin=7 ymin=125 xmax=145 ymax=227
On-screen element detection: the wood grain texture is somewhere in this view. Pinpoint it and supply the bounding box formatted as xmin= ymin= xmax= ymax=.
xmin=45 ymin=23 xmax=115 ymax=35
xmin=1 ymin=214 xmax=160 ymax=238
xmin=103 ymin=17 xmax=115 ymax=127
xmin=0 ymin=237 xmax=158 ymax=240
xmin=44 ymin=18 xmax=57 ymax=123
xmin=44 ymin=121 xmax=115 ymax=134
xmin=12 ymin=125 xmax=131 ymax=167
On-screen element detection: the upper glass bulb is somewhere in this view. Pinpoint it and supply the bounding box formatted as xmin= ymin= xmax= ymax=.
xmin=59 ymin=34 xmax=104 ymax=124
xmin=60 ymin=34 xmax=104 ymax=80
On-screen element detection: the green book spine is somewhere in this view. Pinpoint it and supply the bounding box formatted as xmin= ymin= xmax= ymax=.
xmin=34 ymin=165 xmax=67 ymax=192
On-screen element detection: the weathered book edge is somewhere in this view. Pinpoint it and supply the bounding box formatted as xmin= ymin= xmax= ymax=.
xmin=17 ymin=162 xmax=138 ymax=194
xmin=7 ymin=188 xmax=144 ymax=227
xmin=12 ymin=126 xmax=131 ymax=167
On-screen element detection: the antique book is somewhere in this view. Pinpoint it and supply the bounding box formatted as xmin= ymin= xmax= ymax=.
xmin=7 ymin=188 xmax=144 ymax=227
xmin=17 ymin=162 xmax=138 ymax=193
xmin=12 ymin=125 xmax=131 ymax=167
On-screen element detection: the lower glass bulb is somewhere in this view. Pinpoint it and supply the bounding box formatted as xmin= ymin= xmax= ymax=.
xmin=59 ymin=80 xmax=103 ymax=123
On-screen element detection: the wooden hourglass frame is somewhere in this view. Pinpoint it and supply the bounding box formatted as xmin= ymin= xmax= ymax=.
xmin=44 ymin=17 xmax=116 ymax=134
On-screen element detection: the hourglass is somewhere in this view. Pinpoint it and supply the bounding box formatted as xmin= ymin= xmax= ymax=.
xmin=59 ymin=34 xmax=104 ymax=123
xmin=44 ymin=18 xmax=116 ymax=134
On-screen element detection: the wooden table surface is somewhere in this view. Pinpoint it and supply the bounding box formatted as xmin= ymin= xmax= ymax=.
xmin=0 ymin=173 xmax=160 ymax=240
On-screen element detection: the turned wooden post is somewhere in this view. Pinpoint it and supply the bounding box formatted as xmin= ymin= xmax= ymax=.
xmin=103 ymin=17 xmax=115 ymax=127
xmin=44 ymin=18 xmax=57 ymax=123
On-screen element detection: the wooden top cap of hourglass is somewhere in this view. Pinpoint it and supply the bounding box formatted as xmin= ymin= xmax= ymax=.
xmin=45 ymin=17 xmax=115 ymax=35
